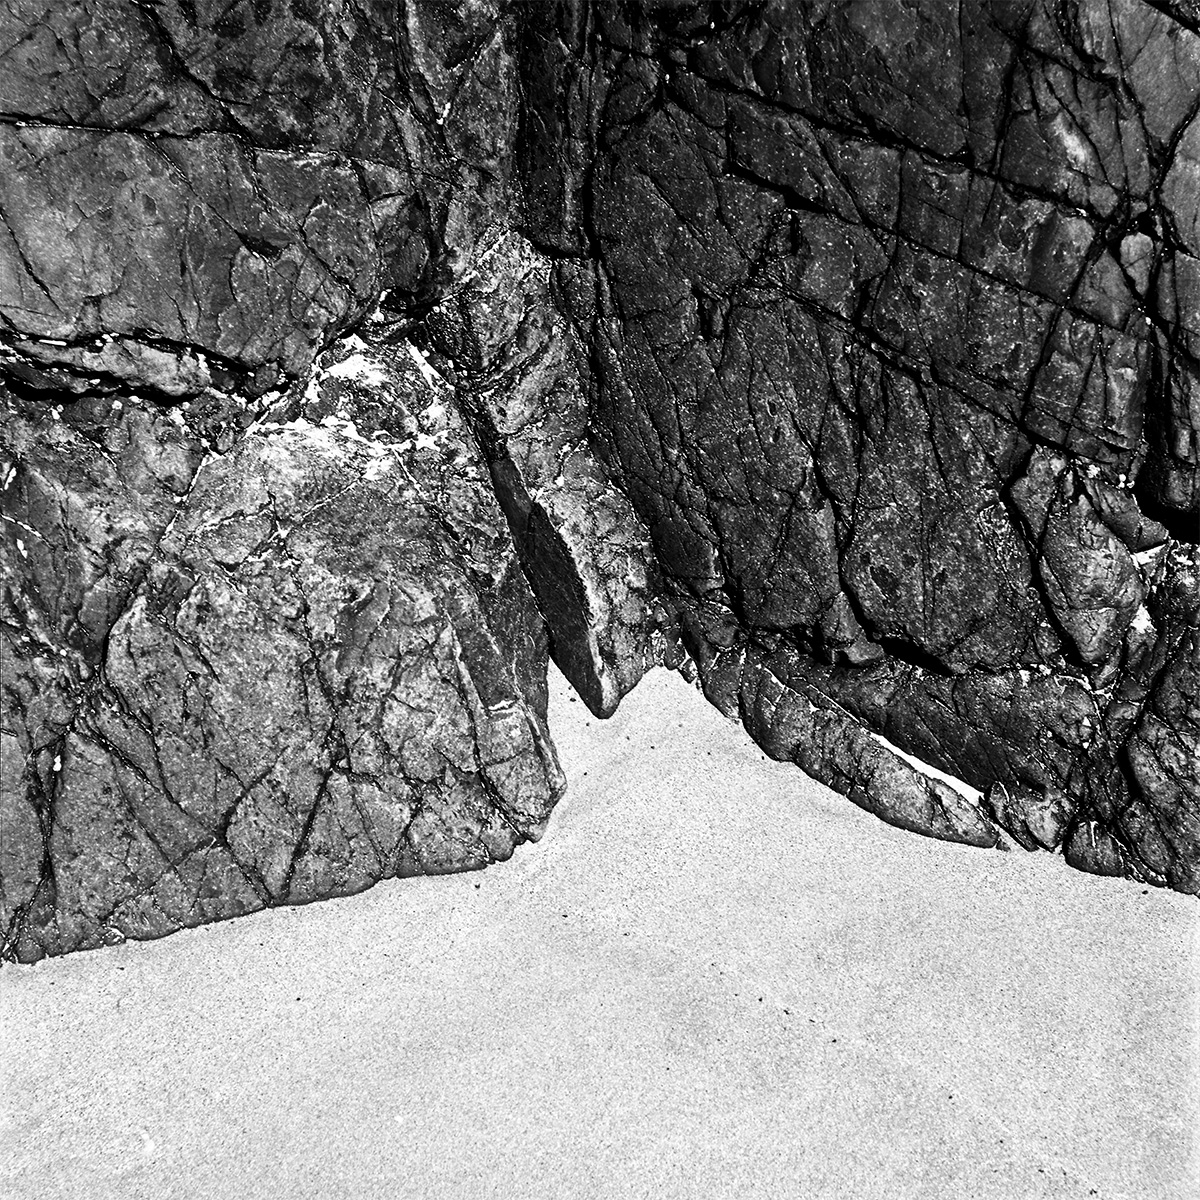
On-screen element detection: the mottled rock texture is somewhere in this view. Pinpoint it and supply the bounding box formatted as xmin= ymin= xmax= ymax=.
xmin=520 ymin=0 xmax=1200 ymax=891
xmin=0 ymin=0 xmax=657 ymax=960
xmin=1 ymin=0 xmax=1197 ymax=959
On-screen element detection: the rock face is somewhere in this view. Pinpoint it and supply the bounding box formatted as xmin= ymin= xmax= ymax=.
xmin=1 ymin=0 xmax=1197 ymax=959
xmin=0 ymin=0 xmax=659 ymax=961
xmin=1 ymin=335 xmax=572 ymax=960
xmin=519 ymin=0 xmax=1200 ymax=889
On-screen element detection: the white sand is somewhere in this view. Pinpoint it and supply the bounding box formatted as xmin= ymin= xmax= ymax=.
xmin=2 ymin=666 xmax=1197 ymax=1200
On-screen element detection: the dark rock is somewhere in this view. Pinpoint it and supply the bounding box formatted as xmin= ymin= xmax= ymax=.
xmin=2 ymin=344 xmax=564 ymax=961
xmin=521 ymin=0 xmax=1199 ymax=891
xmin=3 ymin=0 xmax=1199 ymax=960
xmin=1009 ymin=448 xmax=1145 ymax=665
xmin=0 ymin=0 xmax=519 ymax=396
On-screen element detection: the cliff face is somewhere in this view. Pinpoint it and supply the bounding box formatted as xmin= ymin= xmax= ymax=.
xmin=1 ymin=0 xmax=1197 ymax=960
xmin=520 ymin=0 xmax=1200 ymax=884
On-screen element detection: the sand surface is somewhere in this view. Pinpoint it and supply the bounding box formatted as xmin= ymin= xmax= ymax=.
xmin=2 ymin=666 xmax=1197 ymax=1199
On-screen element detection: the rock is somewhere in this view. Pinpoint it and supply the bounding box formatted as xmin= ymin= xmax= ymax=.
xmin=736 ymin=650 xmax=1000 ymax=850
xmin=1117 ymin=548 xmax=1200 ymax=892
xmin=1 ymin=344 xmax=564 ymax=961
xmin=3 ymin=0 xmax=1199 ymax=960
xmin=424 ymin=228 xmax=661 ymax=717
xmin=1010 ymin=449 xmax=1145 ymax=665
xmin=522 ymin=0 xmax=1199 ymax=891
xmin=0 ymin=0 xmax=520 ymax=396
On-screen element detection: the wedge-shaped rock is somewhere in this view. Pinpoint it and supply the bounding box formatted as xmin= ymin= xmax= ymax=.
xmin=1 ymin=350 xmax=563 ymax=961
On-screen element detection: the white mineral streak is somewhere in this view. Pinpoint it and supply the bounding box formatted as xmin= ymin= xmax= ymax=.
xmin=868 ymin=731 xmax=984 ymax=804
xmin=254 ymin=415 xmax=412 ymax=474
xmin=1130 ymin=604 xmax=1155 ymax=634
xmin=406 ymin=342 xmax=445 ymax=390
xmin=324 ymin=353 xmax=389 ymax=385
xmin=2 ymin=514 xmax=39 ymax=537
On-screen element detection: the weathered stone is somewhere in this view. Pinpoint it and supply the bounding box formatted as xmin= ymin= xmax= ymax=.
xmin=425 ymin=228 xmax=661 ymax=717
xmin=3 ymin=0 xmax=1199 ymax=961
xmin=0 ymin=0 xmax=520 ymax=397
xmin=521 ymin=0 xmax=1199 ymax=891
xmin=2 ymin=345 xmax=564 ymax=961
xmin=1010 ymin=449 xmax=1145 ymax=665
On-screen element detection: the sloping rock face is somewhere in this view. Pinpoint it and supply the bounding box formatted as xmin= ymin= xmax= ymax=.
xmin=1 ymin=0 xmax=1197 ymax=959
xmin=0 ymin=0 xmax=657 ymax=960
xmin=520 ymin=0 xmax=1199 ymax=888
xmin=1 ymin=334 xmax=575 ymax=960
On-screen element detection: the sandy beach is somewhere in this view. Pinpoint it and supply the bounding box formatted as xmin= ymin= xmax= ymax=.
xmin=1 ymin=665 xmax=1197 ymax=1200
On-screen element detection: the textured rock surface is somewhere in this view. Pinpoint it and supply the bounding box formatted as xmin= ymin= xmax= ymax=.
xmin=2 ymin=0 xmax=1198 ymax=959
xmin=520 ymin=0 xmax=1200 ymax=889
xmin=423 ymin=226 xmax=661 ymax=717
xmin=0 ymin=0 xmax=515 ymax=394
xmin=1 ymin=342 xmax=566 ymax=961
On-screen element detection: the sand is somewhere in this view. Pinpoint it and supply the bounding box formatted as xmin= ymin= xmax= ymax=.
xmin=1 ymin=666 xmax=1197 ymax=1200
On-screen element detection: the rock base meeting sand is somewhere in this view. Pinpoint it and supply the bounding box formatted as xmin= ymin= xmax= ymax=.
xmin=1 ymin=667 xmax=1196 ymax=1199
